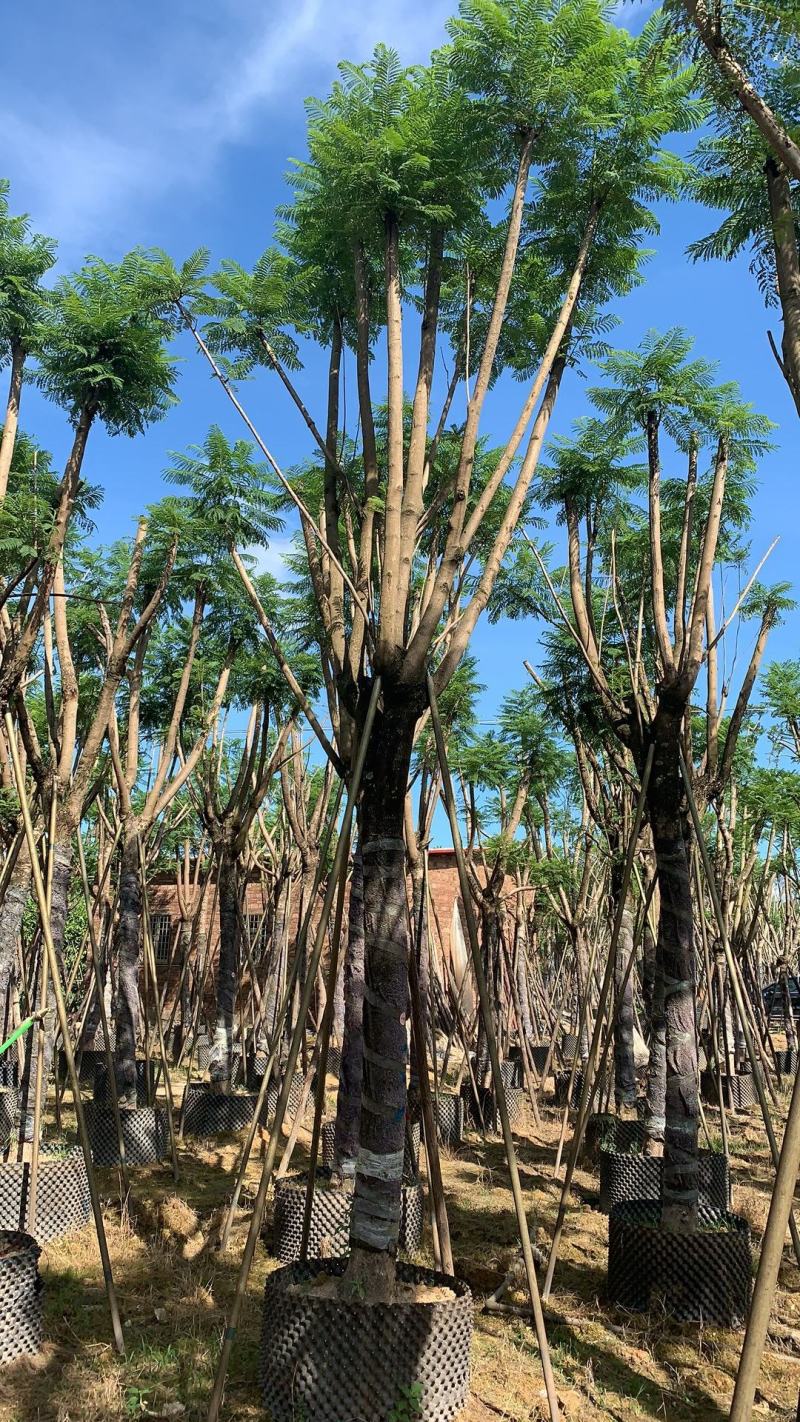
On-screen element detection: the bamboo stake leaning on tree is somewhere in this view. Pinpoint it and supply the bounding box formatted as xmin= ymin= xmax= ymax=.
xmin=543 ymin=745 xmax=653 ymax=1301
xmin=428 ymin=672 xmax=561 ymax=1422
xmin=76 ymin=833 xmax=130 ymax=1194
xmin=139 ymin=849 xmax=180 ymax=1183
xmin=729 ymin=1060 xmax=800 ymax=1421
xmin=216 ymin=775 xmax=346 ymax=1251
xmin=27 ymin=789 xmax=56 ymax=1225
xmin=299 ymin=853 xmax=351 ymax=1259
xmin=205 ymin=678 xmax=379 ymax=1422
xmin=680 ymin=750 xmax=800 ymax=1266
xmin=5 ymin=711 xmax=125 ymax=1354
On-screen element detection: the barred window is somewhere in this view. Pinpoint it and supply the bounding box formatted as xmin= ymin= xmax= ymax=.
xmin=151 ymin=913 xmax=174 ymax=965
xmin=246 ymin=913 xmax=269 ymax=954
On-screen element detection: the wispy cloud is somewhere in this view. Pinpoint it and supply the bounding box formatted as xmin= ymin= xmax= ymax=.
xmin=3 ymin=0 xmax=452 ymax=257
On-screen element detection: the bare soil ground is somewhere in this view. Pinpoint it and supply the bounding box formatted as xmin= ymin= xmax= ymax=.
xmin=1 ymin=1074 xmax=799 ymax=1422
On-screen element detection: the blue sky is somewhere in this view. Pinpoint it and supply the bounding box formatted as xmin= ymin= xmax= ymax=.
xmin=4 ymin=0 xmax=798 ymax=756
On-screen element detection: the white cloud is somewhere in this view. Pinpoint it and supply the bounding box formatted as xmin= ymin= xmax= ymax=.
xmin=2 ymin=0 xmax=452 ymax=256
xmin=249 ymin=536 xmax=299 ymax=586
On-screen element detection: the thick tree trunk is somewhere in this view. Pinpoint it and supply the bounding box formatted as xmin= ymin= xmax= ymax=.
xmin=210 ymin=844 xmax=238 ymax=1088
xmin=646 ymin=704 xmax=699 ymax=1233
xmin=333 ymin=844 xmax=364 ymax=1179
xmin=346 ymin=689 xmax=418 ymax=1303
xmin=113 ymin=829 xmax=143 ymax=1108
xmin=0 ymin=838 xmax=30 ymax=1041
xmin=19 ymin=834 xmax=71 ymax=1143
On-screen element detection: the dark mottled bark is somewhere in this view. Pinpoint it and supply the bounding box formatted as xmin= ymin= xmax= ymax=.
xmin=646 ymin=703 xmax=699 ymax=1232
xmin=645 ymin=946 xmax=666 ymax=1154
xmin=780 ymin=960 xmax=797 ymax=1052
xmin=347 ymin=689 xmax=419 ymax=1300
xmin=0 ymin=839 xmax=30 ymax=1041
xmin=113 ymin=829 xmax=142 ymax=1109
xmin=642 ymin=918 xmax=656 ymax=1032
xmin=210 ymin=844 xmax=238 ymax=1087
xmin=333 ymin=844 xmax=364 ymax=1178
xmin=175 ymin=918 xmax=193 ymax=1058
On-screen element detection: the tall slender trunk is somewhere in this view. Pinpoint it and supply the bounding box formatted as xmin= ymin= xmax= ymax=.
xmin=0 ymin=344 xmax=25 ymax=505
xmin=611 ymin=860 xmax=637 ymax=1111
xmin=210 ymin=844 xmax=239 ymax=1087
xmin=346 ymin=689 xmax=418 ymax=1302
xmin=0 ymin=839 xmax=30 ymax=1041
xmin=176 ymin=918 xmax=193 ymax=1058
xmin=646 ymin=704 xmax=699 ymax=1232
xmin=18 ymin=833 xmax=71 ymax=1142
xmin=113 ymin=828 xmax=142 ymax=1108
xmin=333 ymin=844 xmax=364 ymax=1179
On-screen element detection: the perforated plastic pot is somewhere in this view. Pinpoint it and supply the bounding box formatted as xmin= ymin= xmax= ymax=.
xmin=433 ymin=1092 xmax=465 ymax=1149
xmin=0 ymin=1086 xmax=17 ymax=1148
xmin=0 ymin=1230 xmax=42 ymax=1364
xmin=260 ymin=1257 xmax=473 ymax=1422
xmin=181 ymin=1081 xmax=258 ymax=1137
xmin=263 ymin=1071 xmax=309 ymax=1126
xmin=561 ymin=1031 xmax=579 ymax=1060
xmin=86 ymin=1103 xmax=169 ymax=1166
xmin=772 ymin=1047 xmax=798 ymax=1076
xmin=607 ymin=1200 xmax=751 ymax=1325
xmin=701 ymin=1069 xmax=758 ymax=1111
xmin=0 ymin=1061 xmax=19 ymax=1089
xmin=0 ymin=1143 xmax=91 ymax=1241
xmin=599 ymin=1147 xmax=730 ymax=1215
xmin=553 ymin=1070 xmax=584 ymax=1110
xmin=581 ymin=1114 xmax=643 ymax=1169
xmin=270 ymin=1174 xmax=425 ymax=1262
xmin=60 ymin=1047 xmax=105 ymax=1088
xmin=93 ymin=1059 xmax=155 ymax=1106
xmin=460 ymin=1080 xmax=523 ymax=1132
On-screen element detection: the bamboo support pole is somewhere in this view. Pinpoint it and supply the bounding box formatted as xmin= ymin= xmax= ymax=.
xmin=205 ymin=679 xmax=379 ymax=1422
xmin=5 ymin=712 xmax=125 ymax=1354
xmin=428 ymin=672 xmax=561 ymax=1422
xmin=27 ymin=792 xmax=56 ymax=1219
xmin=76 ymin=833 xmax=131 ymax=1194
xmin=542 ymin=744 xmax=653 ymax=1301
xmin=139 ymin=850 xmax=180 ymax=1183
xmin=679 ymin=750 xmax=800 ymax=1267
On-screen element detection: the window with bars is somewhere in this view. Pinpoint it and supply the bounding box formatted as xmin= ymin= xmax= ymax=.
xmin=151 ymin=913 xmax=174 ymax=965
xmin=245 ymin=913 xmax=269 ymax=954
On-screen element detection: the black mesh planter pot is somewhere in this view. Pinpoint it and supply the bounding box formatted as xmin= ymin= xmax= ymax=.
xmin=561 ymin=1031 xmax=579 ymax=1061
xmin=701 ymin=1069 xmax=758 ymax=1111
xmin=0 ymin=1231 xmax=43 ymax=1364
xmin=553 ymin=1070 xmax=584 ymax=1110
xmin=607 ymin=1201 xmax=752 ymax=1325
xmin=529 ymin=1043 xmax=552 ymax=1075
xmin=0 ymin=1144 xmax=91 ymax=1241
xmin=192 ymin=1036 xmax=212 ymax=1072
xmin=472 ymin=1055 xmax=519 ymax=1092
xmin=260 ymin=1257 xmax=472 ymax=1422
xmin=0 ymin=1086 xmax=17 ymax=1148
xmin=433 ymin=1093 xmax=465 ymax=1149
xmin=263 ymin=1071 xmax=309 ymax=1125
xmin=60 ymin=1047 xmax=105 ymax=1088
xmin=86 ymin=1103 xmax=169 ymax=1166
xmin=94 ymin=1059 xmax=155 ymax=1106
xmin=599 ymin=1148 xmax=730 ymax=1215
xmin=0 ymin=1061 xmax=19 ymax=1089
xmin=773 ymin=1047 xmax=798 ymax=1076
xmin=581 ymin=1114 xmax=644 ymax=1169
xmin=403 ymin=1119 xmax=422 ymax=1182
xmin=321 ymin=1119 xmax=336 ymax=1170
xmin=182 ymin=1081 xmax=258 ymax=1137
xmin=271 ymin=1175 xmax=425 ymax=1263
xmin=460 ymin=1080 xmax=523 ymax=1132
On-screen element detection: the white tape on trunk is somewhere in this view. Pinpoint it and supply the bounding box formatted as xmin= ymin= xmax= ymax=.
xmin=356 ymin=1146 xmax=404 ymax=1182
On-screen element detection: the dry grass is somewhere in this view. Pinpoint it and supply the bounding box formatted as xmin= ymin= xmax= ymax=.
xmin=1 ymin=1075 xmax=799 ymax=1422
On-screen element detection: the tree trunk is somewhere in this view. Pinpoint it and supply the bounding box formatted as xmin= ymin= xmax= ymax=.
xmin=0 ymin=344 xmax=25 ymax=505
xmin=346 ymin=689 xmax=419 ymax=1303
xmin=210 ymin=844 xmax=239 ymax=1088
xmin=646 ymin=704 xmax=699 ymax=1232
xmin=611 ymin=861 xmax=637 ymax=1111
xmin=18 ymin=834 xmax=71 ymax=1143
xmin=113 ymin=828 xmax=143 ymax=1108
xmin=333 ymin=844 xmax=364 ymax=1179
xmin=0 ymin=838 xmax=30 ymax=1041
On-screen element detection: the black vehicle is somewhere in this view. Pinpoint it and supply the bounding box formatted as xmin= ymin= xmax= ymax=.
xmin=762 ymin=977 xmax=800 ymax=1021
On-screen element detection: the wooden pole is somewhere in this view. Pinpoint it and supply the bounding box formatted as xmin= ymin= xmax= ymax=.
xmin=680 ymin=751 xmax=800 ymax=1267
xmin=205 ymin=678 xmax=379 ymax=1422
xmin=542 ymin=744 xmax=653 ymax=1301
xmin=428 ymin=672 xmax=561 ymax=1422
xmin=5 ymin=712 xmax=125 ymax=1354
xmin=139 ymin=847 xmax=180 ymax=1183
